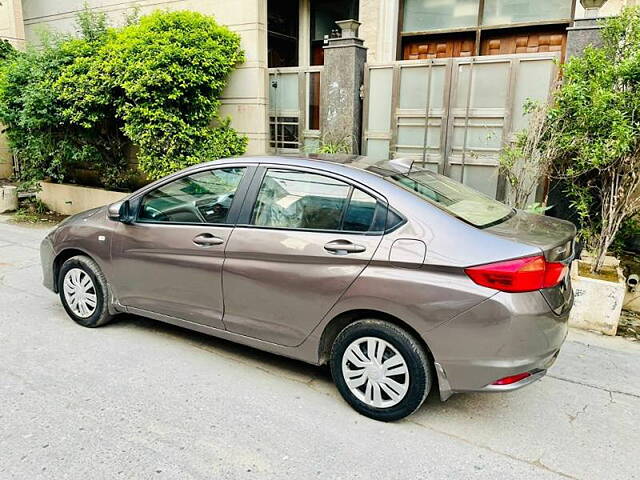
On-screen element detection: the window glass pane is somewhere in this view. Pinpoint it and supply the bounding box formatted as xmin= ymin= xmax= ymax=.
xmin=268 ymin=0 xmax=299 ymax=67
xmin=311 ymin=0 xmax=359 ymax=41
xmin=308 ymin=72 xmax=321 ymax=131
xmin=343 ymin=189 xmax=378 ymax=232
xmin=139 ymin=168 xmax=245 ymax=224
xmin=403 ymin=0 xmax=480 ymax=33
xmin=251 ymin=170 xmax=350 ymax=230
xmin=385 ymin=168 xmax=512 ymax=228
xmin=483 ymin=0 xmax=573 ymax=26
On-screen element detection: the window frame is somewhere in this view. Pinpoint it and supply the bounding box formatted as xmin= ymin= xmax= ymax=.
xmin=397 ymin=0 xmax=577 ymax=58
xmin=236 ymin=165 xmax=402 ymax=236
xmin=130 ymin=164 xmax=257 ymax=228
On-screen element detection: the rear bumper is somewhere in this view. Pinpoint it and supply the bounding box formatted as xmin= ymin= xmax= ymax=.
xmin=427 ymin=290 xmax=570 ymax=400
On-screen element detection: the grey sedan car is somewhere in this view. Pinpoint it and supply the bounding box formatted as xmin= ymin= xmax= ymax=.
xmin=41 ymin=156 xmax=575 ymax=421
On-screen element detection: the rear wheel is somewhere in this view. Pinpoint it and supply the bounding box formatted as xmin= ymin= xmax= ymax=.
xmin=330 ymin=319 xmax=431 ymax=422
xmin=58 ymin=255 xmax=114 ymax=328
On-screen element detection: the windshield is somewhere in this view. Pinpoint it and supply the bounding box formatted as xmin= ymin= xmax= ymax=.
xmin=384 ymin=169 xmax=514 ymax=228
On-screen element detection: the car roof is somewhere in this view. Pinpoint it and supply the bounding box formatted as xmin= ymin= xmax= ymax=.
xmin=197 ymin=154 xmax=397 ymax=180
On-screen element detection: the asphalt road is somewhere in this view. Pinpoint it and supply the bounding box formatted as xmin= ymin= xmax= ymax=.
xmin=1 ymin=219 xmax=639 ymax=480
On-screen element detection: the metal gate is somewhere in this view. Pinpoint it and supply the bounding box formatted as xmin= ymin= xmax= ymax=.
xmin=268 ymin=66 xmax=323 ymax=154
xmin=362 ymin=53 xmax=560 ymax=199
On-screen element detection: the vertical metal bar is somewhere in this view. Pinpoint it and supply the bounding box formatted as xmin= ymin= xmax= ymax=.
xmin=476 ymin=0 xmax=485 ymax=56
xmin=442 ymin=59 xmax=456 ymax=176
xmin=298 ymin=69 xmax=306 ymax=152
xmin=361 ymin=64 xmax=371 ymax=156
xmin=460 ymin=58 xmax=475 ymax=184
xmin=421 ymin=60 xmax=433 ymax=166
xmin=388 ymin=64 xmax=402 ymax=158
xmin=396 ymin=0 xmax=405 ymax=60
xmin=273 ymin=70 xmax=279 ymax=153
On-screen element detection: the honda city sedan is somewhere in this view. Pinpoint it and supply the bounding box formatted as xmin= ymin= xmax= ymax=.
xmin=41 ymin=156 xmax=575 ymax=421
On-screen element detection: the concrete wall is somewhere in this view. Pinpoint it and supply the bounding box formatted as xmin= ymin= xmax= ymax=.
xmin=37 ymin=182 xmax=127 ymax=216
xmin=359 ymin=0 xmax=399 ymax=64
xmin=21 ymin=0 xmax=269 ymax=155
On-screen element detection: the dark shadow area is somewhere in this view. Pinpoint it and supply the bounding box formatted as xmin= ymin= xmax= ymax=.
xmin=108 ymin=313 xmax=333 ymax=384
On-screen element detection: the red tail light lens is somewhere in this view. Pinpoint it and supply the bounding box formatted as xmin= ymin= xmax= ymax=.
xmin=465 ymin=255 xmax=567 ymax=293
xmin=492 ymin=372 xmax=531 ymax=385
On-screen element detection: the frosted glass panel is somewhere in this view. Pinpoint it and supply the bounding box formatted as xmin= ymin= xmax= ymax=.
xmin=366 ymin=139 xmax=391 ymax=160
xmin=397 ymin=125 xmax=441 ymax=149
xmin=368 ymin=68 xmax=393 ymax=132
xmin=512 ymin=59 xmax=555 ymax=132
xmin=483 ymin=0 xmax=573 ymax=26
xmin=403 ymin=0 xmax=479 ymax=32
xmin=454 ymin=62 xmax=510 ymax=109
xmin=269 ymin=73 xmax=299 ymax=111
xmin=447 ymin=165 xmax=499 ymax=198
xmin=399 ymin=65 xmax=446 ymax=110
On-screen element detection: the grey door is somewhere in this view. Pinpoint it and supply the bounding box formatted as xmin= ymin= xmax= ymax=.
xmin=222 ymin=167 xmax=386 ymax=347
xmin=111 ymin=166 xmax=250 ymax=329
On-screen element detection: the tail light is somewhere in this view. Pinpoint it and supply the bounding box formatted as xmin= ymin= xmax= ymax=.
xmin=464 ymin=255 xmax=568 ymax=293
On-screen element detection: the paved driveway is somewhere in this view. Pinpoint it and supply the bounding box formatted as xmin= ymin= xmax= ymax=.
xmin=1 ymin=220 xmax=639 ymax=480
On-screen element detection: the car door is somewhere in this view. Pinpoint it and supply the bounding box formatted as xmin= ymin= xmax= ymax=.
xmin=222 ymin=166 xmax=387 ymax=347
xmin=111 ymin=165 xmax=253 ymax=329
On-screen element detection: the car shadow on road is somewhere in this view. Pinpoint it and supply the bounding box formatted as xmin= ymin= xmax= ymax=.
xmin=107 ymin=313 xmax=496 ymax=416
xmin=110 ymin=313 xmax=335 ymax=384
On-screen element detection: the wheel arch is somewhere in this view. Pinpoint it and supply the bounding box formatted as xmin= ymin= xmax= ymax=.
xmin=52 ymin=248 xmax=96 ymax=293
xmin=317 ymin=309 xmax=435 ymax=367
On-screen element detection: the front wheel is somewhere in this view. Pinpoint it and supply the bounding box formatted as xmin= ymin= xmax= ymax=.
xmin=58 ymin=255 xmax=115 ymax=328
xmin=330 ymin=320 xmax=432 ymax=422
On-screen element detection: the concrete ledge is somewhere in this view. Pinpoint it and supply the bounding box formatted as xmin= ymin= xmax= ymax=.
xmin=569 ymin=260 xmax=626 ymax=336
xmin=37 ymin=182 xmax=127 ymax=216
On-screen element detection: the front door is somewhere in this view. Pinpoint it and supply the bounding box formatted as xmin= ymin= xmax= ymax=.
xmin=222 ymin=167 xmax=386 ymax=347
xmin=111 ymin=166 xmax=250 ymax=329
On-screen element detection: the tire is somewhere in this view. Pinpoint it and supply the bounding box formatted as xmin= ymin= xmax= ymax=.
xmin=58 ymin=255 xmax=115 ymax=328
xmin=330 ymin=319 xmax=431 ymax=422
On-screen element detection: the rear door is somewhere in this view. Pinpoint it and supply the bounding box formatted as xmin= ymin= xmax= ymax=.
xmin=222 ymin=166 xmax=387 ymax=347
xmin=111 ymin=165 xmax=253 ymax=329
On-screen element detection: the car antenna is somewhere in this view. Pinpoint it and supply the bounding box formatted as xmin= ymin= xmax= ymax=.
xmin=388 ymin=157 xmax=415 ymax=174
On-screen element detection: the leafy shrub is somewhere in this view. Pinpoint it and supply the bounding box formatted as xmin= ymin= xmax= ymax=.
xmin=0 ymin=9 xmax=247 ymax=188
xmin=0 ymin=39 xmax=15 ymax=61
xmin=547 ymin=7 xmax=640 ymax=272
xmin=59 ymin=10 xmax=246 ymax=180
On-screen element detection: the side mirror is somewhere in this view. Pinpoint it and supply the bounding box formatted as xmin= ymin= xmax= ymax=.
xmin=107 ymin=200 xmax=133 ymax=224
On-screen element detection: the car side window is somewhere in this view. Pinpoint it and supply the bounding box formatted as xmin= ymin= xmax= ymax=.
xmin=343 ymin=188 xmax=380 ymax=232
xmin=251 ymin=169 xmax=352 ymax=230
xmin=138 ymin=167 xmax=246 ymax=224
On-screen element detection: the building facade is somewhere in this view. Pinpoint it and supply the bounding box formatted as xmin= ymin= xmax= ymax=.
xmin=0 ymin=0 xmax=632 ymax=187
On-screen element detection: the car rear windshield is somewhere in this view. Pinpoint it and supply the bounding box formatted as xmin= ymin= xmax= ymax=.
xmin=384 ymin=169 xmax=514 ymax=228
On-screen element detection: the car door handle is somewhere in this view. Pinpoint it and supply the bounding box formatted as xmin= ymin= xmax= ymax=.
xmin=193 ymin=233 xmax=224 ymax=247
xmin=324 ymin=240 xmax=366 ymax=255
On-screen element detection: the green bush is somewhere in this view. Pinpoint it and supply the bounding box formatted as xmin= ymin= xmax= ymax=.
xmin=0 ymin=9 xmax=247 ymax=188
xmin=547 ymin=7 xmax=640 ymax=272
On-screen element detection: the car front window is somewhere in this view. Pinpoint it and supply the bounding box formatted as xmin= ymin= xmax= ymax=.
xmin=386 ymin=169 xmax=513 ymax=228
xmin=138 ymin=167 xmax=246 ymax=224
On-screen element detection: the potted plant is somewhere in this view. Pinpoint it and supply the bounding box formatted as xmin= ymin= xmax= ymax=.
xmin=546 ymin=8 xmax=640 ymax=335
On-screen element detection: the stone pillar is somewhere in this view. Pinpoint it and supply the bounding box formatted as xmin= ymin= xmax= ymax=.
xmin=567 ymin=17 xmax=607 ymax=58
xmin=320 ymin=20 xmax=367 ymax=155
xmin=567 ymin=0 xmax=609 ymax=58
